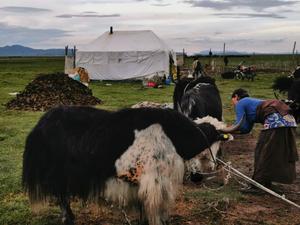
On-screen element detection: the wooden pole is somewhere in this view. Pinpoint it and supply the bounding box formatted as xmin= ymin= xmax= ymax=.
xmin=292 ymin=41 xmax=296 ymax=68
xmin=183 ymin=48 xmax=185 ymax=66
xmin=292 ymin=41 xmax=296 ymax=55
xmin=73 ymin=46 xmax=76 ymax=69
xmin=65 ymin=45 xmax=68 ymax=56
xmin=223 ymin=43 xmax=226 ymax=72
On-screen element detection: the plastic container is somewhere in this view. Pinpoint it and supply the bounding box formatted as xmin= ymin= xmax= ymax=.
xmin=147 ymin=82 xmax=156 ymax=87
xmin=165 ymin=77 xmax=171 ymax=85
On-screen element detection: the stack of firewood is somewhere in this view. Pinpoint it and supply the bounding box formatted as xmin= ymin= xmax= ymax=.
xmin=6 ymin=73 xmax=101 ymax=111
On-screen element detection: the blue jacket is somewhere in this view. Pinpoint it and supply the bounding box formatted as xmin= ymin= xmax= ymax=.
xmin=235 ymin=97 xmax=263 ymax=133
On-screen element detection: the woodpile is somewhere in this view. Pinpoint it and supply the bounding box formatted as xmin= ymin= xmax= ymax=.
xmin=6 ymin=73 xmax=101 ymax=111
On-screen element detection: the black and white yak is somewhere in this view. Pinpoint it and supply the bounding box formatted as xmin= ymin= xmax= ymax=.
xmin=22 ymin=106 xmax=241 ymax=225
xmin=173 ymin=76 xmax=222 ymax=121
xmin=173 ymin=76 xmax=224 ymax=180
xmin=272 ymin=76 xmax=300 ymax=123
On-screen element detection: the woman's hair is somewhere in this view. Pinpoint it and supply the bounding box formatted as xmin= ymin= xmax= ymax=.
xmin=231 ymin=88 xmax=249 ymax=99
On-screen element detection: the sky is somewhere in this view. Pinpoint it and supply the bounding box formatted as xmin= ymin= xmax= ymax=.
xmin=0 ymin=0 xmax=299 ymax=54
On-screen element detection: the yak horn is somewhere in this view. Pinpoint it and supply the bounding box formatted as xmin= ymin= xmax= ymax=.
xmin=219 ymin=114 xmax=245 ymax=133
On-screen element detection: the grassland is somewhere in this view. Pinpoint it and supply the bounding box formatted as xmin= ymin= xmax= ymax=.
xmin=0 ymin=56 xmax=298 ymax=225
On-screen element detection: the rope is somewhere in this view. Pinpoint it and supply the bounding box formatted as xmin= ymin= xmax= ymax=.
xmin=104 ymin=199 xmax=132 ymax=225
xmin=193 ymin=123 xmax=300 ymax=209
xmin=216 ymin=157 xmax=300 ymax=209
xmin=121 ymin=209 xmax=132 ymax=225
xmin=195 ymin=126 xmax=217 ymax=165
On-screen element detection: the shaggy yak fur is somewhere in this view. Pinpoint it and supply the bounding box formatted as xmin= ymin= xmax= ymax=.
xmin=272 ymin=76 xmax=300 ymax=123
xmin=173 ymin=76 xmax=222 ymax=121
xmin=22 ymin=106 xmax=230 ymax=225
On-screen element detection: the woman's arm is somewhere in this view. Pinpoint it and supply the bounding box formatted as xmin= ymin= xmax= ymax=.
xmin=235 ymin=102 xmax=253 ymax=134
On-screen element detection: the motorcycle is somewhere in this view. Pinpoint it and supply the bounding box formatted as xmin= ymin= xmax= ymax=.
xmin=234 ymin=63 xmax=256 ymax=81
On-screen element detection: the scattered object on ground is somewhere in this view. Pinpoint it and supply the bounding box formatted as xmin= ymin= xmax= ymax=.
xmin=221 ymin=65 xmax=256 ymax=81
xmin=131 ymin=101 xmax=173 ymax=109
xmin=8 ymin=92 xmax=19 ymax=96
xmin=6 ymin=73 xmax=101 ymax=111
xmin=142 ymin=74 xmax=168 ymax=88
xmin=68 ymin=67 xmax=90 ymax=86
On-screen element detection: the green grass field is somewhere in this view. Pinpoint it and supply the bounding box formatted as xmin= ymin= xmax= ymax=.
xmin=185 ymin=54 xmax=300 ymax=73
xmin=0 ymin=56 xmax=297 ymax=224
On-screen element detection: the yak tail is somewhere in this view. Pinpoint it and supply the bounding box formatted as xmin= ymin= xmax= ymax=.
xmin=22 ymin=130 xmax=51 ymax=210
xmin=272 ymin=76 xmax=293 ymax=93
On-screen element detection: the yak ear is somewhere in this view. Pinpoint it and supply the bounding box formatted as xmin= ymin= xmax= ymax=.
xmin=218 ymin=133 xmax=234 ymax=141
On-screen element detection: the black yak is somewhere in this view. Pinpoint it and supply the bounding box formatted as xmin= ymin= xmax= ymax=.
xmin=173 ymin=76 xmax=222 ymax=121
xmin=272 ymin=76 xmax=300 ymax=123
xmin=173 ymin=77 xmax=224 ymax=181
xmin=22 ymin=106 xmax=241 ymax=225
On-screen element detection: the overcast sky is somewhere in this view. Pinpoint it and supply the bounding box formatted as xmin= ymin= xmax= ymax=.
xmin=0 ymin=0 xmax=299 ymax=54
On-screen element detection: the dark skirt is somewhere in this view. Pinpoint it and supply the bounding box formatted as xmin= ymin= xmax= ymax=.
xmin=253 ymin=127 xmax=299 ymax=184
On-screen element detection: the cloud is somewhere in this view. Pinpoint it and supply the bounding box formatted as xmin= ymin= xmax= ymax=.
xmin=0 ymin=6 xmax=51 ymax=13
xmin=0 ymin=23 xmax=69 ymax=46
xmin=214 ymin=31 xmax=222 ymax=35
xmin=151 ymin=3 xmax=171 ymax=6
xmin=82 ymin=11 xmax=98 ymax=13
xmin=78 ymin=0 xmax=140 ymax=3
xmin=268 ymin=38 xmax=285 ymax=43
xmin=170 ymin=35 xmax=254 ymax=45
xmin=184 ymin=0 xmax=298 ymax=11
xmin=76 ymin=0 xmax=167 ymax=4
xmin=56 ymin=13 xmax=120 ymax=18
xmin=213 ymin=12 xmax=286 ymax=19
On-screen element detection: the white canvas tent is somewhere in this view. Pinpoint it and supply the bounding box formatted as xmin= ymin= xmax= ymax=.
xmin=76 ymin=29 xmax=176 ymax=80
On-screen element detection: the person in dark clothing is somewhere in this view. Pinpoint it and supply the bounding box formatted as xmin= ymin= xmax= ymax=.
xmin=231 ymin=88 xmax=298 ymax=193
xmin=292 ymin=65 xmax=300 ymax=79
xmin=224 ymin=56 xmax=229 ymax=67
xmin=192 ymin=57 xmax=203 ymax=79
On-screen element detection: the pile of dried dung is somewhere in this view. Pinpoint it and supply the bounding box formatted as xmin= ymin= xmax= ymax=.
xmin=6 ymin=73 xmax=102 ymax=111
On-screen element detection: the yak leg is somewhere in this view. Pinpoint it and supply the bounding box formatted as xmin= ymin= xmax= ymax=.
xmin=138 ymin=203 xmax=148 ymax=225
xmin=58 ymin=197 xmax=75 ymax=225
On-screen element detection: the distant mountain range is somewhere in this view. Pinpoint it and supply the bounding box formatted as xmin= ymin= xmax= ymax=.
xmin=196 ymin=50 xmax=250 ymax=56
xmin=194 ymin=50 xmax=295 ymax=56
xmin=0 ymin=45 xmax=291 ymax=57
xmin=0 ymin=45 xmax=65 ymax=56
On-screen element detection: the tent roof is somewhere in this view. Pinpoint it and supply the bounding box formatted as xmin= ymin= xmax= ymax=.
xmin=78 ymin=30 xmax=171 ymax=52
